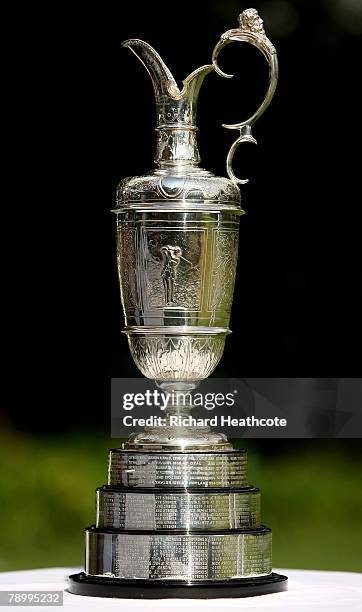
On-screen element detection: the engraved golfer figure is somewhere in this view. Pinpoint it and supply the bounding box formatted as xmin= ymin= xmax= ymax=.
xmin=160 ymin=245 xmax=182 ymax=305
xmin=160 ymin=245 xmax=199 ymax=305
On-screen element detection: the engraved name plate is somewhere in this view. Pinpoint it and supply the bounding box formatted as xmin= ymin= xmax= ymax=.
xmin=96 ymin=488 xmax=261 ymax=530
xmin=85 ymin=529 xmax=272 ymax=581
xmin=108 ymin=450 xmax=248 ymax=488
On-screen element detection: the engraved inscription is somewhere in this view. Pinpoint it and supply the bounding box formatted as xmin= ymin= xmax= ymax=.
xmin=243 ymin=532 xmax=273 ymax=576
xmin=108 ymin=451 xmax=248 ymax=488
xmin=97 ymin=490 xmax=261 ymax=530
xmin=86 ymin=531 xmax=272 ymax=580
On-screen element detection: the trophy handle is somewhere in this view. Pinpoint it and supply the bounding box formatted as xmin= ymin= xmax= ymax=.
xmin=212 ymin=9 xmax=278 ymax=185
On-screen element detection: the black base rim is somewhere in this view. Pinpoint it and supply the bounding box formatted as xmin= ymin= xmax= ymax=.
xmin=68 ymin=572 xmax=288 ymax=599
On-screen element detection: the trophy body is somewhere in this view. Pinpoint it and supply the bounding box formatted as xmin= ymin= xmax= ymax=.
xmin=69 ymin=9 xmax=288 ymax=598
xmin=116 ymin=188 xmax=241 ymax=449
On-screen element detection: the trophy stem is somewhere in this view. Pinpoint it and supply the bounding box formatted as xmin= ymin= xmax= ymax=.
xmin=125 ymin=388 xmax=232 ymax=451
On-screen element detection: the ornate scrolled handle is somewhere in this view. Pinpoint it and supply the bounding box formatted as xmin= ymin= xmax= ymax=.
xmin=212 ymin=8 xmax=278 ymax=185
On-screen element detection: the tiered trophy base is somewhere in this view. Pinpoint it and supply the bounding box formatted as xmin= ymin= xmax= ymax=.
xmin=68 ymin=448 xmax=288 ymax=599
xmin=68 ymin=571 xmax=288 ymax=599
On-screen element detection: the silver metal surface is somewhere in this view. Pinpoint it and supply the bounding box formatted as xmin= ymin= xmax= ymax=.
xmin=115 ymin=173 xmax=242 ymax=207
xmin=108 ymin=450 xmax=248 ymax=488
xmin=117 ymin=208 xmax=239 ymax=383
xmin=212 ymin=9 xmax=278 ymax=185
xmin=74 ymin=11 xmax=280 ymax=594
xmin=96 ymin=487 xmax=261 ymax=530
xmin=126 ymin=331 xmax=228 ymax=383
xmin=120 ymin=8 xmax=277 ymax=181
xmin=85 ymin=528 xmax=272 ymax=580
xmin=114 ymin=8 xmax=278 ymax=391
xmin=117 ymin=209 xmax=240 ymax=327
xmin=125 ymin=426 xmax=232 ymax=451
xmin=125 ymin=428 xmax=232 ymax=451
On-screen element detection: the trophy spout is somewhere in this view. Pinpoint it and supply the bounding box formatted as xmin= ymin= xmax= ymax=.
xmin=123 ymin=39 xmax=213 ymax=167
xmin=122 ymin=39 xmax=179 ymax=103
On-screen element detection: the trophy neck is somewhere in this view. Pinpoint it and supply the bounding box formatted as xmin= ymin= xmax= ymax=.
xmin=154 ymin=78 xmax=205 ymax=169
xmin=155 ymin=123 xmax=201 ymax=169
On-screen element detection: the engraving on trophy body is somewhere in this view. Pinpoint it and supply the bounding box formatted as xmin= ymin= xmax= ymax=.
xmin=96 ymin=488 xmax=261 ymax=530
xmin=117 ymin=211 xmax=239 ymax=381
xmin=85 ymin=529 xmax=272 ymax=580
xmin=117 ymin=211 xmax=240 ymax=327
xmin=160 ymin=244 xmax=182 ymax=306
xmin=160 ymin=244 xmax=200 ymax=306
xmin=160 ymin=244 xmax=182 ymax=305
xmin=108 ymin=451 xmax=248 ymax=488
xmin=116 ymin=172 xmax=241 ymax=204
xmin=143 ymin=228 xmax=203 ymax=311
xmin=117 ymin=226 xmax=138 ymax=316
xmin=127 ymin=334 xmax=226 ymax=381
xmin=157 ymin=129 xmax=200 ymax=164
xmin=209 ymin=229 xmax=239 ymax=311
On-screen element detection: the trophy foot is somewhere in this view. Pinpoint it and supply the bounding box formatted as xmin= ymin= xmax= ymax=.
xmin=68 ymin=572 xmax=288 ymax=599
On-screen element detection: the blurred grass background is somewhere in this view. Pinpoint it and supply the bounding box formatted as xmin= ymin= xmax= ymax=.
xmin=0 ymin=430 xmax=361 ymax=572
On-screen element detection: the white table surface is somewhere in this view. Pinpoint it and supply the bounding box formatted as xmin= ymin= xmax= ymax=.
xmin=0 ymin=567 xmax=361 ymax=611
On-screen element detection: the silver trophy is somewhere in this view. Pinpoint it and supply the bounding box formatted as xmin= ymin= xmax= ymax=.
xmin=69 ymin=9 xmax=288 ymax=598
